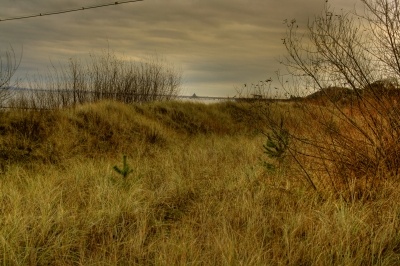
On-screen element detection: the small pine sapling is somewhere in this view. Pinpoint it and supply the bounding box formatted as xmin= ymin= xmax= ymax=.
xmin=113 ymin=154 xmax=133 ymax=178
xmin=263 ymin=117 xmax=289 ymax=170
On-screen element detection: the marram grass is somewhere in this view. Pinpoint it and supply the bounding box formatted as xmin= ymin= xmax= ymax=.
xmin=0 ymin=100 xmax=399 ymax=265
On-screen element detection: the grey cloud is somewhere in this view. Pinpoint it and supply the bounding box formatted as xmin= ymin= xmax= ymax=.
xmin=0 ymin=0 xmax=358 ymax=96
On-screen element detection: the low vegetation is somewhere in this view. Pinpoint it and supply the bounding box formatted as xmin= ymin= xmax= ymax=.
xmin=1 ymin=99 xmax=400 ymax=265
xmin=2 ymin=0 xmax=400 ymax=264
xmin=3 ymin=49 xmax=182 ymax=110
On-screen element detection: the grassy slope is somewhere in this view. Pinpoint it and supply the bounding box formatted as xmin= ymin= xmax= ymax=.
xmin=0 ymin=100 xmax=400 ymax=265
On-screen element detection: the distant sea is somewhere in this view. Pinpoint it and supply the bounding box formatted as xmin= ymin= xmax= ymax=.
xmin=2 ymin=87 xmax=235 ymax=107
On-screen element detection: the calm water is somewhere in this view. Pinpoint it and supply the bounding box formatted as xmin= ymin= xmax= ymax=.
xmin=1 ymin=88 xmax=235 ymax=108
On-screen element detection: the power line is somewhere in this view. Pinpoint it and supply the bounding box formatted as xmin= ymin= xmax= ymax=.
xmin=0 ymin=0 xmax=144 ymax=22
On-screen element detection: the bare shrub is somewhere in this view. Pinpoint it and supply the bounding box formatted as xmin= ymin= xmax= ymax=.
xmin=0 ymin=46 xmax=21 ymax=107
xmin=247 ymin=1 xmax=400 ymax=200
xmin=12 ymin=50 xmax=182 ymax=109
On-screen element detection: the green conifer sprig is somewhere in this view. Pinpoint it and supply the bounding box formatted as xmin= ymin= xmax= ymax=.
xmin=113 ymin=155 xmax=133 ymax=178
xmin=262 ymin=118 xmax=289 ymax=170
xmin=263 ymin=132 xmax=288 ymax=159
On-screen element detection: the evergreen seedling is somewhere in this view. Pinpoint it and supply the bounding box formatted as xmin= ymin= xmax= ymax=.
xmin=263 ymin=118 xmax=289 ymax=170
xmin=113 ymin=155 xmax=133 ymax=178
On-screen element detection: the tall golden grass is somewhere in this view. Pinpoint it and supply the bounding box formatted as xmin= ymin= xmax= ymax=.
xmin=1 ymin=100 xmax=400 ymax=265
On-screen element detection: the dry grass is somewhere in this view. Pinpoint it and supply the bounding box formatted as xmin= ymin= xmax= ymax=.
xmin=1 ymin=100 xmax=400 ymax=265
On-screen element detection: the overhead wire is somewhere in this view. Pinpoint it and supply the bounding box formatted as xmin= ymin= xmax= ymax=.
xmin=0 ymin=0 xmax=144 ymax=22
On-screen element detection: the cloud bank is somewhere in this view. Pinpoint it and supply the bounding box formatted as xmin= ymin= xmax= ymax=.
xmin=0 ymin=0 xmax=358 ymax=96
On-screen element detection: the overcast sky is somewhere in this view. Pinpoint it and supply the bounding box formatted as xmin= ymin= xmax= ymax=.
xmin=0 ymin=0 xmax=359 ymax=97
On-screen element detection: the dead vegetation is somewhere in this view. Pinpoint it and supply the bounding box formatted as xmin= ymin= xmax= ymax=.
xmin=0 ymin=100 xmax=400 ymax=265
